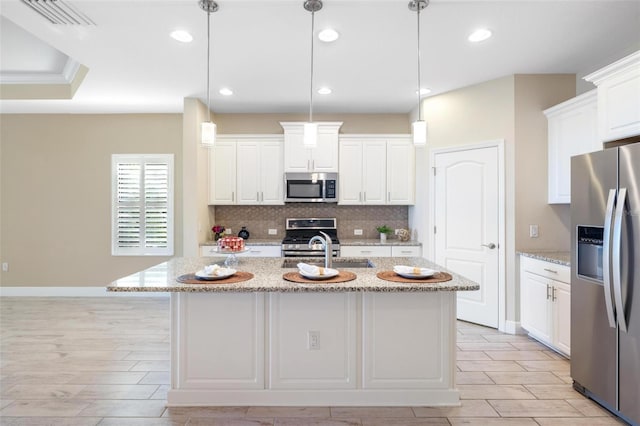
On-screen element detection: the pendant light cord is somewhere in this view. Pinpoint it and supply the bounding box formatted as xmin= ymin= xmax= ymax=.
xmin=309 ymin=9 xmax=316 ymax=123
xmin=206 ymin=9 xmax=212 ymax=122
xmin=416 ymin=5 xmax=422 ymax=120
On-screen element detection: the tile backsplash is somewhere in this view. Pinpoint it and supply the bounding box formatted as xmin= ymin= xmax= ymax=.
xmin=212 ymin=205 xmax=409 ymax=240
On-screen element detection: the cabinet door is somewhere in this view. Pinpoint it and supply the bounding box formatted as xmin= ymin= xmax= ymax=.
xmin=520 ymin=270 xmax=553 ymax=345
xmin=339 ymin=140 xmax=364 ymax=204
xmin=386 ymin=138 xmax=415 ymax=205
xmin=311 ymin=130 xmax=339 ymax=172
xmin=547 ymin=91 xmax=598 ymax=204
xmin=236 ymin=141 xmax=260 ymax=204
xmin=259 ymin=140 xmax=284 ymax=204
xmin=284 ymin=130 xmax=311 ymax=172
xmin=208 ymin=140 xmax=236 ymax=205
xmin=362 ymin=140 xmax=387 ymax=204
xmin=553 ymin=281 xmax=571 ymax=356
xmin=598 ymin=64 xmax=640 ymax=142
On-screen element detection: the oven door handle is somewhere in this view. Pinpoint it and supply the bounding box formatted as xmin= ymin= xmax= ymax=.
xmin=283 ymin=250 xmax=339 ymax=257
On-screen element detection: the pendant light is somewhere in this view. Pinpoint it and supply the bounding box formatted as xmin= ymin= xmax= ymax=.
xmin=303 ymin=0 xmax=322 ymax=148
xmin=409 ymin=0 xmax=428 ymax=146
xmin=200 ymin=0 xmax=219 ymax=146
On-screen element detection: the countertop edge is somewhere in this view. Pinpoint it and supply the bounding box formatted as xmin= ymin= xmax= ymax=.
xmin=518 ymin=251 xmax=571 ymax=266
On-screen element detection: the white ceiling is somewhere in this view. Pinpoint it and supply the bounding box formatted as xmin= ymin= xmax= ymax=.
xmin=1 ymin=0 xmax=639 ymax=114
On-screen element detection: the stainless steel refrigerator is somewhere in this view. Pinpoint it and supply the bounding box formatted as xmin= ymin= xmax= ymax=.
xmin=571 ymin=142 xmax=639 ymax=426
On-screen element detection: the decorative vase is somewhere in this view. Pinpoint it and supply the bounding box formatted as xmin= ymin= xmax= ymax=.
xmin=214 ymin=233 xmax=221 ymax=241
xmin=380 ymin=233 xmax=387 ymax=243
xmin=238 ymin=226 xmax=250 ymax=239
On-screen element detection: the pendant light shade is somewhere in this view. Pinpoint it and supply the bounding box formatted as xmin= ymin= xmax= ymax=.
xmin=303 ymin=122 xmax=319 ymax=147
xmin=412 ymin=120 xmax=427 ymax=146
xmin=409 ymin=0 xmax=429 ymax=146
xmin=200 ymin=0 xmax=219 ymax=147
xmin=201 ymin=121 xmax=217 ymax=145
xmin=303 ymin=0 xmax=322 ymax=148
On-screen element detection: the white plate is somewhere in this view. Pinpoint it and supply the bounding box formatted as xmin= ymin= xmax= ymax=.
xmin=393 ymin=267 xmax=436 ymax=279
xmin=299 ymin=268 xmax=339 ymax=280
xmin=195 ymin=268 xmax=236 ymax=280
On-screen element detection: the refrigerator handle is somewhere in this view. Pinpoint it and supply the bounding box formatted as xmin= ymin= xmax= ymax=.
xmin=612 ymin=187 xmax=628 ymax=333
xmin=603 ymin=189 xmax=617 ymax=328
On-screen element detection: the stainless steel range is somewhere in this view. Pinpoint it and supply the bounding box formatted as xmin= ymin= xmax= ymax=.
xmin=281 ymin=218 xmax=340 ymax=258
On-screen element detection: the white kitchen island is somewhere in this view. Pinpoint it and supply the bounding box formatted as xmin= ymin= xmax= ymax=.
xmin=108 ymin=257 xmax=478 ymax=407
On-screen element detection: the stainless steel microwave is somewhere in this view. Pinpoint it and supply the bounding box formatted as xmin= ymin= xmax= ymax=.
xmin=284 ymin=172 xmax=338 ymax=203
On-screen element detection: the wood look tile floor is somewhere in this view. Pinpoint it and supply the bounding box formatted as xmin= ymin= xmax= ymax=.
xmin=0 ymin=297 xmax=626 ymax=426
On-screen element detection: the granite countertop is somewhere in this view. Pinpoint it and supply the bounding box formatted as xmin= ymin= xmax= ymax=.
xmin=339 ymin=239 xmax=421 ymax=246
xmin=519 ymin=251 xmax=571 ymax=266
xmin=201 ymin=239 xmax=421 ymax=247
xmin=107 ymin=257 xmax=478 ymax=293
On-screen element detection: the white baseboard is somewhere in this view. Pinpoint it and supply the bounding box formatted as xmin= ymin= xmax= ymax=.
xmin=504 ymin=320 xmax=524 ymax=335
xmin=0 ymin=286 xmax=169 ymax=297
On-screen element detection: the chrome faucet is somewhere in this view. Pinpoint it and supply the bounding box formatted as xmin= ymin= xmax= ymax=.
xmin=308 ymin=231 xmax=333 ymax=269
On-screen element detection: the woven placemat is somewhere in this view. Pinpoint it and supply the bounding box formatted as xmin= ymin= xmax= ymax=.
xmin=376 ymin=270 xmax=453 ymax=284
xmin=283 ymin=271 xmax=357 ymax=284
xmin=176 ymin=271 xmax=254 ymax=285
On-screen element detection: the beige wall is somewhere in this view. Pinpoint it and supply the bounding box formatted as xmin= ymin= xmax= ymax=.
xmin=215 ymin=113 xmax=410 ymax=134
xmin=514 ymin=75 xmax=575 ymax=252
xmin=0 ymin=114 xmax=183 ymax=287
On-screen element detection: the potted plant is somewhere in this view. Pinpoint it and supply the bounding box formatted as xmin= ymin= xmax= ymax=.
xmin=376 ymin=225 xmax=392 ymax=243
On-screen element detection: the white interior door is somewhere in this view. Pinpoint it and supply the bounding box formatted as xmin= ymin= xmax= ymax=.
xmin=434 ymin=145 xmax=500 ymax=328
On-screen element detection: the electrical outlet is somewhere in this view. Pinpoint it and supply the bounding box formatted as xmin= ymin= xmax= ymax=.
xmin=354 ymin=229 xmax=363 ymax=236
xmin=2 ymin=263 xmax=8 ymax=272
xmin=268 ymin=229 xmax=277 ymax=235
xmin=394 ymin=229 xmax=401 ymax=235
xmin=307 ymin=331 xmax=320 ymax=350
xmin=225 ymin=228 xmax=232 ymax=235
xmin=529 ymin=225 xmax=539 ymax=238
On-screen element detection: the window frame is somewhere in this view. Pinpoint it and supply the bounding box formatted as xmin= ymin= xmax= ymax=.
xmin=111 ymin=154 xmax=174 ymax=256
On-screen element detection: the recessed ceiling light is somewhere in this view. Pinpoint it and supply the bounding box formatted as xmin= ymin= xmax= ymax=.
xmin=219 ymin=88 xmax=233 ymax=96
xmin=170 ymin=30 xmax=193 ymax=43
xmin=318 ymin=87 xmax=332 ymax=95
xmin=468 ymin=28 xmax=492 ymax=43
xmin=318 ymin=28 xmax=339 ymax=42
xmin=416 ymin=88 xmax=431 ymax=96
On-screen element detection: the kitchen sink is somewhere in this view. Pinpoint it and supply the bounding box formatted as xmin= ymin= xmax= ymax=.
xmin=282 ymin=258 xmax=375 ymax=268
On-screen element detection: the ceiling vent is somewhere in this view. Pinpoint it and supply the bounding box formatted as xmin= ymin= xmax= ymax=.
xmin=20 ymin=0 xmax=96 ymax=25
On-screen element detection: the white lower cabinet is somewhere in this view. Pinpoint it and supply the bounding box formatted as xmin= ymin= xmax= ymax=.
xmin=269 ymin=293 xmax=357 ymax=389
xmin=341 ymin=245 xmax=421 ymax=258
xmin=520 ymin=256 xmax=571 ymax=356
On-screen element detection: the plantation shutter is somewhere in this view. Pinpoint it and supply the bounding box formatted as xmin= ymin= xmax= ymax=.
xmin=112 ymin=154 xmax=174 ymax=256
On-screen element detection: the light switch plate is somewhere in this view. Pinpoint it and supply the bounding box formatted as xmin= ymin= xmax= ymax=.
xmin=529 ymin=225 xmax=539 ymax=238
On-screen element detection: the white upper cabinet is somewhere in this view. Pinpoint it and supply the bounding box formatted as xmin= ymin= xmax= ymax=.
xmin=208 ymin=139 xmax=237 ymax=205
xmin=339 ymin=138 xmax=386 ymax=205
xmin=339 ymin=135 xmax=414 ymax=205
xmin=386 ymin=137 xmax=415 ymax=205
xmin=544 ymin=90 xmax=599 ymax=204
xmin=584 ymin=50 xmax=640 ymax=142
xmin=236 ymin=138 xmax=284 ymax=205
xmin=281 ymin=122 xmax=342 ymax=172
xmin=209 ymin=135 xmax=284 ymax=205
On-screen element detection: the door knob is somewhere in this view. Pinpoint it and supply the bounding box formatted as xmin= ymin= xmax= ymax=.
xmin=481 ymin=243 xmax=497 ymax=249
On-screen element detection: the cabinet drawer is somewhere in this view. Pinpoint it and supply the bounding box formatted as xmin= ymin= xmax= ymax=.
xmin=201 ymin=245 xmax=281 ymax=257
xmin=391 ymin=246 xmax=421 ymax=257
xmin=242 ymin=246 xmax=281 ymax=257
xmin=520 ymin=256 xmax=570 ymax=284
xmin=341 ymin=246 xmax=391 ymax=258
